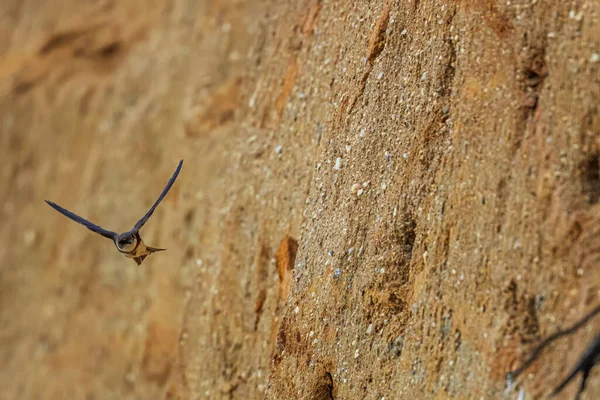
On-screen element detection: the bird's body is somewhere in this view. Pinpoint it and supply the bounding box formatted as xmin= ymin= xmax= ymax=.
xmin=115 ymin=231 xmax=166 ymax=265
xmin=45 ymin=160 xmax=183 ymax=265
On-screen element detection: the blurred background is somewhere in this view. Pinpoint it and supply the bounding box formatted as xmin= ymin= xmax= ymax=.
xmin=0 ymin=1 xmax=255 ymax=398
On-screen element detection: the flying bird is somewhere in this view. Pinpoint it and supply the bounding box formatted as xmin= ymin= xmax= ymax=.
xmin=550 ymin=333 xmax=600 ymax=400
xmin=506 ymin=305 xmax=600 ymax=400
xmin=45 ymin=159 xmax=183 ymax=265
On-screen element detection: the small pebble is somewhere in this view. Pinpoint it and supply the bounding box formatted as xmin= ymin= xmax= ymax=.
xmin=275 ymin=145 xmax=282 ymax=154
xmin=23 ymin=229 xmax=36 ymax=246
xmin=569 ymin=10 xmax=583 ymax=21
xmin=590 ymin=53 xmax=600 ymax=63
xmin=333 ymin=157 xmax=342 ymax=170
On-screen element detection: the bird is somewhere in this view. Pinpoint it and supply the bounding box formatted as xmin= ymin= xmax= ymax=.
xmin=550 ymin=333 xmax=600 ymax=400
xmin=45 ymin=159 xmax=183 ymax=265
xmin=506 ymin=305 xmax=600 ymax=400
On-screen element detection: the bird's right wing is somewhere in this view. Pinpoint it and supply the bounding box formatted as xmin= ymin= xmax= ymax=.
xmin=45 ymin=200 xmax=117 ymax=240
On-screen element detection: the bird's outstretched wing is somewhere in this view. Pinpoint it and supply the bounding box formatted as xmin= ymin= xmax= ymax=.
xmin=550 ymin=334 xmax=600 ymax=398
xmin=45 ymin=200 xmax=117 ymax=240
xmin=132 ymin=159 xmax=183 ymax=232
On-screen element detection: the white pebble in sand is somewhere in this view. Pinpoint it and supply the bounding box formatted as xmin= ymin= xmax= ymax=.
xmin=23 ymin=229 xmax=36 ymax=246
xmin=333 ymin=157 xmax=342 ymax=170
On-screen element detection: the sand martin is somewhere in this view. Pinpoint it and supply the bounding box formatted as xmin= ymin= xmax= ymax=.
xmin=550 ymin=333 xmax=600 ymax=399
xmin=45 ymin=159 xmax=183 ymax=265
xmin=506 ymin=305 xmax=600 ymax=400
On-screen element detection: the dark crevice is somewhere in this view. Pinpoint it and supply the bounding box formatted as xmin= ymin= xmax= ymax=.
xmin=513 ymin=37 xmax=548 ymax=152
xmin=312 ymin=369 xmax=335 ymax=400
xmin=581 ymin=152 xmax=600 ymax=204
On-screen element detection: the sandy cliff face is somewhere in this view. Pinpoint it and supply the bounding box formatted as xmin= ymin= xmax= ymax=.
xmin=1 ymin=1 xmax=600 ymax=399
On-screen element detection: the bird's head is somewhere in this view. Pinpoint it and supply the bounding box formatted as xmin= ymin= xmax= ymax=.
xmin=116 ymin=232 xmax=137 ymax=252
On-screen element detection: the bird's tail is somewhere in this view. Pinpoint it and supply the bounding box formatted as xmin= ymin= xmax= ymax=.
xmin=147 ymin=246 xmax=166 ymax=253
